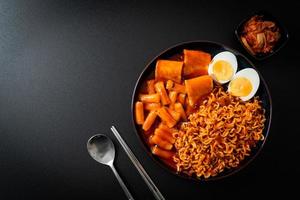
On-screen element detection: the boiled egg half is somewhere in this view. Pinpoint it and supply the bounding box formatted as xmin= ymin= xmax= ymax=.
xmin=208 ymin=51 xmax=237 ymax=84
xmin=228 ymin=68 xmax=260 ymax=101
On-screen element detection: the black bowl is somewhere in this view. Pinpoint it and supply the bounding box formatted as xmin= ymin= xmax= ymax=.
xmin=131 ymin=41 xmax=272 ymax=181
xmin=235 ymin=10 xmax=289 ymax=60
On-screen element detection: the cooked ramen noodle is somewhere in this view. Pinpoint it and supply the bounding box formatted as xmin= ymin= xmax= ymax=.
xmin=173 ymin=86 xmax=265 ymax=179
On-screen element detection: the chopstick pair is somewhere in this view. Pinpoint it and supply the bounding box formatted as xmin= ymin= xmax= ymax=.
xmin=110 ymin=125 xmax=165 ymax=200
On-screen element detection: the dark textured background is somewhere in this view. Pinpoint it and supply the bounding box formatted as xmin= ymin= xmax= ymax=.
xmin=0 ymin=0 xmax=299 ymax=199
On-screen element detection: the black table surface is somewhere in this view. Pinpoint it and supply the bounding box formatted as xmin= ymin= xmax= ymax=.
xmin=1 ymin=0 xmax=299 ymax=199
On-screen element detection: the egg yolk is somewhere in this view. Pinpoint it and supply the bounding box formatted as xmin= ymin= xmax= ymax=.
xmin=212 ymin=60 xmax=234 ymax=81
xmin=229 ymin=77 xmax=253 ymax=97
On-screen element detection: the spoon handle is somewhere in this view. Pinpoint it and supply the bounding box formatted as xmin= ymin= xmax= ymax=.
xmin=111 ymin=126 xmax=165 ymax=200
xmin=110 ymin=164 xmax=135 ymax=200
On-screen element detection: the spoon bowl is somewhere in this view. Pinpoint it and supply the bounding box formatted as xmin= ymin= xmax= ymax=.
xmin=87 ymin=134 xmax=115 ymax=165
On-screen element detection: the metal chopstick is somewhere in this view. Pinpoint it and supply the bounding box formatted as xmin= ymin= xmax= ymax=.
xmin=110 ymin=125 xmax=165 ymax=200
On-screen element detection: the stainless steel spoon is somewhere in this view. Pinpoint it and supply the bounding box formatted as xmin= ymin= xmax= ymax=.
xmin=87 ymin=134 xmax=134 ymax=200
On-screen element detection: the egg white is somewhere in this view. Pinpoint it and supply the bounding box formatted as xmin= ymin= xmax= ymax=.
xmin=228 ymin=68 xmax=260 ymax=101
xmin=208 ymin=51 xmax=238 ymax=84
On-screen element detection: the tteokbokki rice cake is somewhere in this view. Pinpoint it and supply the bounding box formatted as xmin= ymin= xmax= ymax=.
xmin=132 ymin=41 xmax=271 ymax=180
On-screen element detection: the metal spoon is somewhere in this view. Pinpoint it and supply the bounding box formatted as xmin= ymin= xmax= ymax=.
xmin=87 ymin=134 xmax=134 ymax=200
